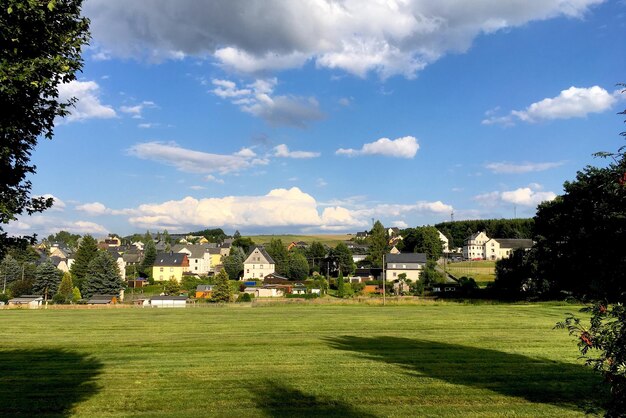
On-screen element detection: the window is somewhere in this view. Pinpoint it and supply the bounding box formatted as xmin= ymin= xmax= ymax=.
xmin=393 ymin=272 xmax=397 ymax=277
xmin=402 ymin=264 xmax=406 ymax=268
xmin=160 ymin=267 xmax=164 ymax=272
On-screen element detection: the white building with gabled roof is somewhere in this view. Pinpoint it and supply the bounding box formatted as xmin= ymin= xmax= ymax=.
xmin=243 ymin=246 xmax=275 ymax=280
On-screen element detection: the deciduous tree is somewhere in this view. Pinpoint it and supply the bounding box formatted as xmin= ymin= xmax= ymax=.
xmin=266 ymin=239 xmax=289 ymax=275
xmin=0 ymin=0 xmax=90 ymax=257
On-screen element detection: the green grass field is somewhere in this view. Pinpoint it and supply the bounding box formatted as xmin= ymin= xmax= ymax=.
xmin=244 ymin=234 xmax=352 ymax=247
xmin=0 ymin=303 xmax=606 ymax=417
xmin=445 ymin=260 xmax=497 ymax=284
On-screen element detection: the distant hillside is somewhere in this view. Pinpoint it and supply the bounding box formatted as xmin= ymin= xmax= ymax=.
xmin=435 ymin=219 xmax=534 ymax=248
xmin=243 ymin=234 xmax=352 ymax=247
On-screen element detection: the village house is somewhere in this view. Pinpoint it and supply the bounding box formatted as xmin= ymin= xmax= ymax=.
xmin=8 ymin=295 xmax=44 ymax=309
xmin=463 ymin=231 xmax=534 ymax=261
xmin=385 ymin=253 xmax=427 ymax=282
xmin=438 ymin=230 xmax=449 ymax=253
xmin=173 ymin=244 xmax=212 ymax=275
xmin=195 ymin=284 xmax=214 ymax=299
xmin=152 ymin=253 xmax=189 ymax=282
xmin=463 ymin=231 xmax=490 ymax=260
xmin=242 ymin=246 xmax=275 ymax=280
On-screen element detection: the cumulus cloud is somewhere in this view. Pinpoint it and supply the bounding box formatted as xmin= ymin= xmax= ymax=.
xmin=485 ymin=161 xmax=565 ymax=174
xmin=5 ymin=214 xmax=109 ymax=236
xmin=274 ymin=144 xmax=320 ymax=159
xmin=483 ymin=86 xmax=618 ymax=125
xmin=75 ymin=202 xmax=134 ymax=216
xmin=354 ymin=200 xmax=453 ymax=218
xmin=336 ymin=136 xmax=419 ymax=158
xmin=84 ymin=0 xmax=602 ymax=78
xmin=211 ymin=78 xmax=323 ymax=128
xmin=125 ymin=187 xmax=367 ymax=231
xmin=127 ymin=142 xmax=267 ymax=175
xmin=57 ymin=80 xmax=117 ymax=122
xmin=36 ymin=194 xmax=66 ymax=212
xmin=475 ymin=184 xmax=556 ymax=207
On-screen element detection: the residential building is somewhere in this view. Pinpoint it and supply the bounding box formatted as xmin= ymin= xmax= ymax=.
xmin=463 ymin=231 xmax=490 ymax=260
xmin=484 ymin=238 xmax=534 ymax=260
xmin=152 ymin=253 xmax=189 ymax=282
xmin=195 ymin=285 xmax=214 ymax=299
xmin=174 ymin=244 xmax=212 ymax=275
xmin=437 ymin=230 xmax=449 ymax=253
xmin=243 ymin=246 xmax=275 ymax=280
xmin=385 ymin=253 xmax=427 ymax=282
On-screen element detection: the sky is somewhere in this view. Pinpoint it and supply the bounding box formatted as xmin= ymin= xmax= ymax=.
xmin=8 ymin=0 xmax=626 ymax=238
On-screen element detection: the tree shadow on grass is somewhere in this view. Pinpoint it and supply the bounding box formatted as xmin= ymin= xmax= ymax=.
xmin=248 ymin=379 xmax=377 ymax=417
xmin=0 ymin=349 xmax=103 ymax=417
xmin=325 ymin=336 xmax=607 ymax=414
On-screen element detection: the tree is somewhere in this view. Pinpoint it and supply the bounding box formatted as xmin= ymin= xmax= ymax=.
xmin=367 ymin=220 xmax=388 ymax=267
xmin=223 ymin=246 xmax=245 ymax=280
xmin=399 ymin=226 xmax=444 ymax=260
xmin=83 ymin=251 xmax=124 ymax=298
xmin=232 ymin=236 xmax=255 ymax=254
xmin=265 ymin=239 xmax=289 ymax=275
xmin=0 ymin=0 xmax=90 ymax=257
xmin=33 ymin=261 xmax=62 ymax=302
xmin=72 ymin=286 xmax=81 ymax=303
xmin=1 ymin=254 xmax=21 ymax=292
xmin=329 ymin=242 xmax=354 ymax=277
xmin=336 ymin=270 xmax=345 ymax=298
xmin=46 ymin=230 xmax=81 ymax=249
xmin=70 ymin=235 xmax=98 ymax=290
xmin=141 ymin=238 xmax=157 ymax=278
xmin=164 ymin=278 xmax=180 ymax=295
xmin=55 ymin=271 xmax=73 ymax=303
xmin=306 ymin=241 xmax=327 ymax=272
xmin=419 ymin=260 xmax=445 ymax=286
xmin=233 ymin=230 xmax=241 ymax=239
xmin=211 ymin=270 xmax=232 ymax=303
xmin=288 ymin=252 xmax=309 ymax=280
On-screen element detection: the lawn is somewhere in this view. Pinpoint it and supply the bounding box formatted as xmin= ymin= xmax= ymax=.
xmin=444 ymin=260 xmax=497 ymax=284
xmin=0 ymin=303 xmax=606 ymax=417
xmin=243 ymin=234 xmax=352 ymax=247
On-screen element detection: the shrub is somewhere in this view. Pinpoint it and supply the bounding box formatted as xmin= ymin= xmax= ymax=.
xmin=237 ymin=292 xmax=252 ymax=302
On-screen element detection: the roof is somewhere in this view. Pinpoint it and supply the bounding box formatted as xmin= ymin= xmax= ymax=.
xmin=386 ymin=253 xmax=427 ymax=264
xmin=207 ymin=248 xmax=222 ymax=255
xmin=154 ymin=253 xmax=188 ymax=266
xmin=178 ymin=244 xmax=209 ymax=259
xmin=150 ymin=296 xmax=188 ymax=301
xmin=494 ymin=239 xmax=534 ymax=249
xmin=196 ymin=285 xmax=214 ymax=291
xmin=9 ymin=296 xmax=44 ymax=303
xmin=245 ymin=246 xmax=275 ymax=264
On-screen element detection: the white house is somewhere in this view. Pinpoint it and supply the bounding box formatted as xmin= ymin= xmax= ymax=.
xmin=484 ymin=238 xmax=534 ymax=260
xmin=243 ymin=246 xmax=275 ymax=280
xmin=437 ymin=230 xmax=449 ymax=253
xmin=463 ymin=231 xmax=490 ymax=260
xmin=385 ymin=253 xmax=427 ymax=282
xmin=8 ymin=295 xmax=44 ymax=309
xmin=174 ymin=244 xmax=212 ymax=275
xmin=244 ymin=287 xmax=283 ymax=297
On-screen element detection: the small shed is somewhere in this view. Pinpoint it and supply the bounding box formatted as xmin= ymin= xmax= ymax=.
xmin=8 ymin=295 xmax=44 ymax=309
xmin=150 ymin=295 xmax=187 ymax=308
xmin=195 ymin=284 xmax=214 ymax=299
xmin=244 ymin=287 xmax=283 ymax=298
xmin=292 ymin=285 xmax=307 ymax=295
xmin=87 ymin=295 xmax=119 ymax=305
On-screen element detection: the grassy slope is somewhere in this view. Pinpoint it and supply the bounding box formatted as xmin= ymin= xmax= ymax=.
xmin=243 ymin=234 xmax=352 ymax=247
xmin=445 ymin=260 xmax=496 ymax=284
xmin=0 ymin=303 xmax=605 ymax=417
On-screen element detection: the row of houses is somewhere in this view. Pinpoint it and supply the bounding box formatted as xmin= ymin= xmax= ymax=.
xmin=462 ymin=231 xmax=533 ymax=260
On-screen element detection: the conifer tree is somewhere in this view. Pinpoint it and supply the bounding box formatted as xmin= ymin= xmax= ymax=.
xmin=70 ymin=235 xmax=98 ymax=290
xmin=83 ymin=251 xmax=124 ymax=298
xmin=336 ymin=270 xmax=345 ymax=298
xmin=56 ymin=272 xmax=73 ymax=303
xmin=33 ymin=261 xmax=62 ymax=301
xmin=211 ymin=270 xmax=232 ymax=303
xmin=141 ymin=239 xmax=157 ymax=277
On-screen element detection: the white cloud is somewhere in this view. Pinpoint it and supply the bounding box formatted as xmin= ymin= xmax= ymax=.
xmin=85 ymin=0 xmax=603 ymax=78
xmin=57 ymin=80 xmax=117 ymax=122
xmin=211 ymin=78 xmax=323 ymax=128
xmin=354 ymin=200 xmax=453 ymax=218
xmin=5 ymin=214 xmax=109 ymax=236
xmin=125 ymin=187 xmax=367 ymax=231
xmin=36 ymin=194 xmax=66 ymax=212
xmin=392 ymin=220 xmax=409 ymax=228
xmin=475 ymin=184 xmax=556 ymax=207
xmin=127 ymin=142 xmax=266 ymax=175
xmin=274 ymin=144 xmax=320 ymax=159
xmin=120 ymin=100 xmax=156 ymax=118
xmin=205 ymin=175 xmax=225 ymax=184
xmin=336 ymin=136 xmax=419 ymax=158
xmin=338 ymin=97 xmax=352 ymax=106
xmin=485 ymin=161 xmax=565 ymax=174
xmin=76 ymin=202 xmax=109 ymax=216
xmin=483 ymin=86 xmax=618 ymax=125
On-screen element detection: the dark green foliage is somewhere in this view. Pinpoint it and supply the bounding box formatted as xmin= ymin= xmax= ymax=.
xmin=70 ymin=235 xmax=98 ymax=290
xmin=0 ymin=0 xmax=90 ymax=257
xmin=83 ymin=251 xmax=123 ymax=298
xmin=306 ymin=241 xmax=327 ymax=271
xmin=1 ymin=255 xmax=21 ymax=289
xmin=367 ymin=220 xmax=388 ymax=267
xmin=435 ymin=219 xmax=534 ymax=248
xmin=492 ymin=248 xmax=547 ymax=298
xmin=180 ymin=275 xmax=210 ymax=293
xmin=211 ymin=270 xmax=232 ymax=302
xmin=288 ymin=251 xmax=309 ymax=280
xmin=265 ymin=239 xmax=289 ymax=275
xmin=329 ymin=242 xmax=354 ymax=277
xmin=237 ymin=292 xmax=252 ymax=302
xmin=232 ymin=236 xmax=255 ymax=253
xmin=9 ymin=278 xmax=33 ymax=297
xmin=33 ymin=261 xmax=62 ymax=299
xmin=557 ymin=303 xmax=626 ymax=416
xmin=420 ymin=260 xmax=445 ymax=286
xmin=187 ymin=228 xmax=227 ymax=243
xmin=46 ymin=230 xmax=81 ymax=249
xmin=141 ymin=239 xmax=156 ymax=277
xmin=223 ymin=246 xmax=245 ymax=280
xmin=55 ymin=272 xmax=73 ymax=303
xmin=336 ymin=271 xmax=345 ymax=298
xmin=398 ymin=226 xmax=443 ymax=260
xmin=6 ymin=244 xmax=39 ymax=264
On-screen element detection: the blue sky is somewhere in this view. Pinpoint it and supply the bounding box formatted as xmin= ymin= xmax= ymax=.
xmin=10 ymin=0 xmax=626 ymax=237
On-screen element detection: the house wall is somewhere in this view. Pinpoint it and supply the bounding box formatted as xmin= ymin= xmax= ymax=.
xmin=150 ymin=299 xmax=186 ymax=308
xmin=152 ymin=266 xmax=187 ymax=282
xmin=386 ymin=268 xmax=421 ymax=282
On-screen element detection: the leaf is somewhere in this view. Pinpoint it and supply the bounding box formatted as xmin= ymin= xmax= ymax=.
xmin=47 ymin=1 xmax=55 ymax=12
xmin=7 ymin=6 xmax=12 ymax=14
